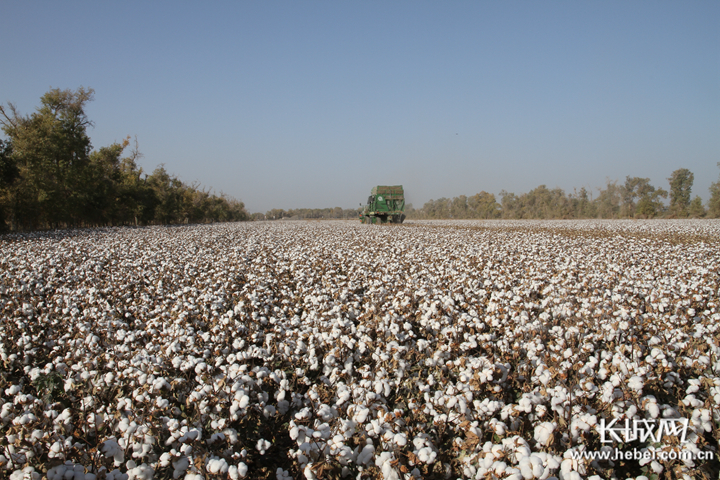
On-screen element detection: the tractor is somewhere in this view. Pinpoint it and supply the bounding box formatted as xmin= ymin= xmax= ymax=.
xmin=359 ymin=185 xmax=406 ymax=224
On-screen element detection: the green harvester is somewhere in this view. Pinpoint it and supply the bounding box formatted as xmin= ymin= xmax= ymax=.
xmin=360 ymin=185 xmax=406 ymax=224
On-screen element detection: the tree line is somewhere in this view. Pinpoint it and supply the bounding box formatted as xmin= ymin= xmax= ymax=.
xmin=256 ymin=207 xmax=360 ymax=221
xmin=3 ymin=88 xmax=718 ymax=230
xmin=408 ymin=167 xmax=720 ymax=220
xmin=0 ymin=87 xmax=248 ymax=232
xmin=262 ymin=168 xmax=720 ymax=222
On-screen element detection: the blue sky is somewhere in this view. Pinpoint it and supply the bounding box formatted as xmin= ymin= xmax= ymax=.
xmin=1 ymin=1 xmax=718 ymax=213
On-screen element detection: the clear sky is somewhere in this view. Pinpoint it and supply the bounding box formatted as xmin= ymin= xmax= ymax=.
xmin=1 ymin=1 xmax=718 ymax=213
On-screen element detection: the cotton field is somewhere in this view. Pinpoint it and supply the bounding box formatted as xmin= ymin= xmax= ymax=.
xmin=1 ymin=220 xmax=719 ymax=480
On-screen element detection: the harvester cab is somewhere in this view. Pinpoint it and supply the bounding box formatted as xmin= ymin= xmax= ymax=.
xmin=360 ymin=185 xmax=406 ymax=224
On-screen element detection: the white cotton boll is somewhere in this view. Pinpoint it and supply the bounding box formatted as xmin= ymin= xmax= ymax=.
xmin=208 ymin=432 xmax=226 ymax=444
xmin=492 ymin=460 xmax=508 ymax=475
xmin=336 ymin=390 xmax=351 ymax=405
xmin=628 ymin=376 xmax=644 ymax=392
xmin=106 ymin=470 xmax=129 ymax=480
xmin=1 ymin=402 xmax=14 ymax=419
xmin=160 ymin=452 xmax=172 ymax=467
xmin=354 ymin=407 xmax=370 ymax=424
xmin=206 ymin=457 xmax=229 ymax=474
xmin=256 ymin=438 xmax=271 ymax=455
xmin=9 ymin=467 xmax=41 ymax=480
xmin=376 ymin=452 xmax=400 ymax=480
xmin=14 ymin=412 xmax=38 ymax=425
xmin=102 ymin=437 xmax=125 ymax=467
xmin=517 ymin=458 xmax=533 ymax=480
xmin=64 ymin=378 xmax=76 ymax=392
xmin=394 ymin=433 xmax=407 ymax=446
xmin=263 ymin=405 xmax=276 ymax=418
xmin=228 ymin=466 xmax=239 ymax=480
xmin=303 ymin=464 xmax=317 ymax=480
xmin=417 ymin=447 xmax=437 ymax=464
xmin=173 ymin=456 xmax=190 ymax=478
xmin=357 ymin=444 xmax=375 ymax=465
xmin=534 ymin=422 xmax=555 ymax=446
xmin=276 ymin=468 xmax=292 ymax=480
xmin=644 ymin=401 xmax=660 ymax=418
xmin=289 ymin=423 xmax=300 ymax=441
xmin=381 ymin=461 xmax=400 ymax=480
xmin=316 ymin=404 xmax=336 ymax=422
xmin=272 ymin=398 xmax=288 ymax=414
xmin=46 ymin=465 xmax=68 ymax=480
xmin=5 ymin=385 xmax=21 ymax=396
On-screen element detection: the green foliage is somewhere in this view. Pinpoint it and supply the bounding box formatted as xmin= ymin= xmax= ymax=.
xmin=499 ymin=185 xmax=574 ymax=219
xmin=0 ymin=88 xmax=248 ymax=230
xmin=667 ymin=168 xmax=694 ymax=217
xmin=709 ymin=163 xmax=720 ymax=218
xmin=688 ymin=196 xmax=705 ymax=218
xmin=593 ymin=180 xmax=622 ymax=218
xmin=468 ymin=192 xmax=501 ymax=219
xmin=262 ymin=207 xmax=360 ymax=220
xmin=0 ymin=87 xmax=94 ymax=228
xmin=33 ymin=371 xmax=64 ymax=403
xmin=622 ymin=176 xmax=667 ymax=218
xmin=406 ymin=172 xmax=700 ymax=220
xmin=0 ymin=139 xmax=18 ymax=188
xmin=407 ymin=192 xmax=499 ymax=220
xmin=570 ymin=187 xmax=596 ymax=218
xmin=0 ymin=140 xmax=18 ymax=232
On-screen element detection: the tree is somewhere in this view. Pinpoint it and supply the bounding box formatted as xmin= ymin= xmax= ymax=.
xmin=450 ymin=195 xmax=468 ymax=218
xmin=0 ymin=139 xmax=18 ymax=188
xmin=468 ymin=191 xmax=500 ymax=219
xmin=266 ymin=208 xmax=286 ymax=220
xmin=404 ymin=203 xmax=416 ymax=219
xmin=709 ymin=163 xmax=720 ymax=218
xmin=499 ymin=190 xmax=519 ymax=219
xmin=0 ymin=140 xmax=19 ymax=231
xmin=83 ymin=138 xmax=129 ymax=225
xmin=569 ymin=187 xmax=595 ymax=218
xmin=622 ymin=176 xmax=666 ymax=218
xmin=594 ymin=180 xmax=622 ymax=218
xmin=688 ymin=196 xmax=705 ymax=218
xmin=622 ymin=177 xmax=648 ymax=217
xmin=0 ymin=87 xmax=94 ymax=228
xmin=667 ymin=168 xmax=694 ymax=217
xmin=0 ymin=88 xmax=248 ymax=230
xmin=146 ymin=165 xmax=182 ymax=224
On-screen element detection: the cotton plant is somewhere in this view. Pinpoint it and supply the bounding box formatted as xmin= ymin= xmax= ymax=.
xmin=0 ymin=220 xmax=718 ymax=478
